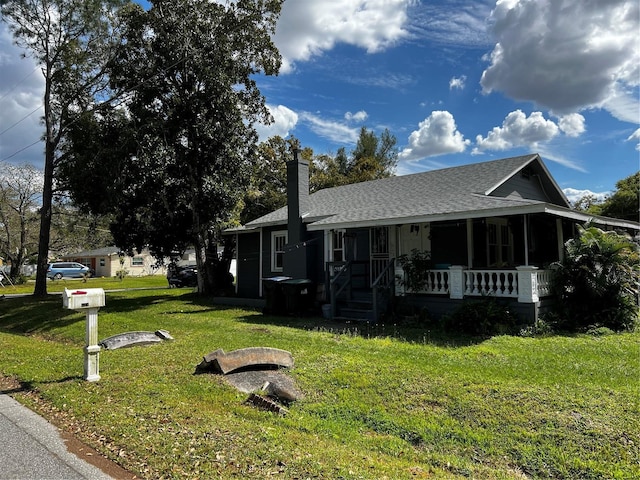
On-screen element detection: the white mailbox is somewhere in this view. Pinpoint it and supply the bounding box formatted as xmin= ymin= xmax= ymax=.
xmin=62 ymin=288 xmax=106 ymax=382
xmin=63 ymin=288 xmax=105 ymax=310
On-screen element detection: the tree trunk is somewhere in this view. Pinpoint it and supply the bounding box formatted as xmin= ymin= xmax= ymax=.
xmin=33 ymin=144 xmax=54 ymax=296
xmin=33 ymin=64 xmax=55 ymax=297
xmin=191 ymin=202 xmax=212 ymax=295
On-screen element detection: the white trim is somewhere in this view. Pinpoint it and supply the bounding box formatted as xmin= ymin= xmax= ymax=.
xmin=270 ymin=230 xmax=287 ymax=272
xmin=331 ymin=229 xmax=346 ymax=262
xmin=466 ymin=219 xmax=473 ymax=267
xmin=234 ymin=233 xmax=239 ymax=295
xmin=524 ymin=214 xmax=529 ymax=266
xmin=259 ymin=229 xmax=263 ymax=296
xmin=556 ymin=218 xmax=564 ymax=262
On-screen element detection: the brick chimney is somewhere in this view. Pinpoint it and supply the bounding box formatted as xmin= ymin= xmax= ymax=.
xmin=286 ymin=149 xmax=309 ymax=244
xmin=284 ymin=149 xmax=310 ymax=278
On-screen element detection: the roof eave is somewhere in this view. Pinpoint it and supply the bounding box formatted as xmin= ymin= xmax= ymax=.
xmin=306 ymin=204 xmax=640 ymax=231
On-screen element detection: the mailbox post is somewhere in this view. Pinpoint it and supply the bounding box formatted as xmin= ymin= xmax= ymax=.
xmin=62 ymin=288 xmax=106 ymax=382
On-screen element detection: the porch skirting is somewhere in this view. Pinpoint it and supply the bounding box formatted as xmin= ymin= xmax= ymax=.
xmin=397 ymin=294 xmax=557 ymax=324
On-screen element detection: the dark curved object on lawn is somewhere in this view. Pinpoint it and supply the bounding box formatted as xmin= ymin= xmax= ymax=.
xmin=99 ymin=330 xmax=174 ymax=350
xmin=196 ymin=347 xmax=294 ymax=374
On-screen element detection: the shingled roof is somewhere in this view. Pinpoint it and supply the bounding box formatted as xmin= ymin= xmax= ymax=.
xmin=241 ymin=154 xmax=574 ymax=231
xmin=62 ymin=246 xmax=120 ymax=258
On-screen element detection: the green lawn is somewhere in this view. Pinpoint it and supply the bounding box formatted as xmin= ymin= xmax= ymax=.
xmin=0 ymin=274 xmax=169 ymax=295
xmin=0 ymin=289 xmax=638 ymax=479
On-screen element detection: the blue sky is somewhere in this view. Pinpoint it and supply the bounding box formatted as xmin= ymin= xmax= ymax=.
xmin=1 ymin=0 xmax=638 ymax=204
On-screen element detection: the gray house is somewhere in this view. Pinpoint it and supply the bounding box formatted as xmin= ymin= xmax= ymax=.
xmin=228 ymin=153 xmax=639 ymax=323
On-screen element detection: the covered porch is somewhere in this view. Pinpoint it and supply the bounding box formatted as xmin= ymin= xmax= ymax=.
xmin=324 ymin=211 xmax=581 ymax=324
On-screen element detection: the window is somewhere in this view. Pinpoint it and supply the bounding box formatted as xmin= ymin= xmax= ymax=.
xmin=132 ymin=257 xmax=144 ymax=267
xmin=99 ymin=258 xmax=105 ymax=267
xmin=271 ymin=231 xmax=287 ymax=272
xmin=486 ymin=218 xmax=513 ymax=267
xmin=332 ymin=230 xmax=345 ymax=261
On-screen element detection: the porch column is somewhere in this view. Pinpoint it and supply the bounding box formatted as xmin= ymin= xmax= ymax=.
xmin=448 ymin=265 xmax=465 ymax=300
xmin=523 ymin=214 xmax=529 ymax=266
xmin=466 ymin=219 xmax=473 ymax=268
xmin=395 ymin=263 xmax=406 ymax=295
xmin=516 ymin=265 xmax=539 ymax=303
xmin=556 ymin=218 xmax=564 ymax=262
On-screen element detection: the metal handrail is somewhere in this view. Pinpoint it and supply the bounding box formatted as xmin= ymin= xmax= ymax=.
xmin=329 ymin=261 xmax=351 ymax=318
xmin=372 ymin=258 xmax=395 ymax=324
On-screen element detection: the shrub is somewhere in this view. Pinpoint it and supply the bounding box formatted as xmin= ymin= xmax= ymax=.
xmin=396 ymin=249 xmax=432 ymax=293
xmin=519 ymin=316 xmax=555 ymax=337
xmin=442 ymin=297 xmax=517 ymax=336
xmin=550 ymin=226 xmax=639 ymax=332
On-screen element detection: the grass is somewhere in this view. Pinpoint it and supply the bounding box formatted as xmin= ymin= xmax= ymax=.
xmin=0 ymin=274 xmax=169 ymax=295
xmin=0 ymin=288 xmax=638 ymax=479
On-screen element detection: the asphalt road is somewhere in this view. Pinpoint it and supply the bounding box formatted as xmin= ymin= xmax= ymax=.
xmin=0 ymin=393 xmax=117 ymax=480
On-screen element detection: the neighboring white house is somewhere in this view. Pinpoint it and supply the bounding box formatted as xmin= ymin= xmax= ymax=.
xmin=61 ymin=247 xmax=166 ymax=277
xmin=62 ymin=246 xmax=236 ymax=279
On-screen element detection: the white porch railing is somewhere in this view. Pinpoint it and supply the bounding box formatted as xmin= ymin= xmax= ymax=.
xmin=396 ymin=266 xmax=552 ymax=303
xmin=535 ymin=269 xmax=553 ymax=297
xmin=464 ymin=270 xmax=518 ymax=298
xmin=423 ymin=270 xmax=449 ymax=294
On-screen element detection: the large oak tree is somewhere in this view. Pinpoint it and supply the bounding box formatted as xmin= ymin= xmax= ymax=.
xmin=62 ymin=0 xmax=283 ymax=294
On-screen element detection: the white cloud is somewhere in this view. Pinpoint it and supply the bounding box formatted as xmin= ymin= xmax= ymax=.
xmin=557 ymin=113 xmax=586 ymax=138
xmin=563 ymin=187 xmax=609 ymax=204
xmin=299 ymin=112 xmax=359 ymax=144
xmin=254 ymin=105 xmax=299 ymax=141
xmin=535 ymin=147 xmax=587 ymax=172
xmin=344 ymin=110 xmax=368 ymax=123
xmin=343 ymin=72 xmax=415 ymax=90
xmin=274 ymin=0 xmax=413 ymax=72
xmin=481 ymin=0 xmax=640 ymax=120
xmin=627 ymin=128 xmax=640 ymax=151
xmin=473 ymin=110 xmax=559 ymax=153
xmin=449 ymin=75 xmax=467 ymax=90
xmin=399 ymin=111 xmax=470 ymax=160
xmin=409 ymin=1 xmax=493 ymax=47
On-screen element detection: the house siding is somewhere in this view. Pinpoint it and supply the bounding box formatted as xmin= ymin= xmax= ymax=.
xmin=491 ymin=172 xmax=551 ymax=202
xmin=236 ymin=232 xmax=261 ymax=298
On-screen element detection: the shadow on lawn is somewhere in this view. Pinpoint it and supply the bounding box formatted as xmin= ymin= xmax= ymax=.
xmin=235 ymin=311 xmax=482 ymax=347
xmin=0 ymin=375 xmax=83 ymax=395
xmin=101 ymin=292 xmax=186 ymax=314
xmin=0 ymin=291 xmax=482 ymax=347
xmin=0 ymin=296 xmax=82 ymax=334
xmin=0 ymin=292 xmax=184 ymax=334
